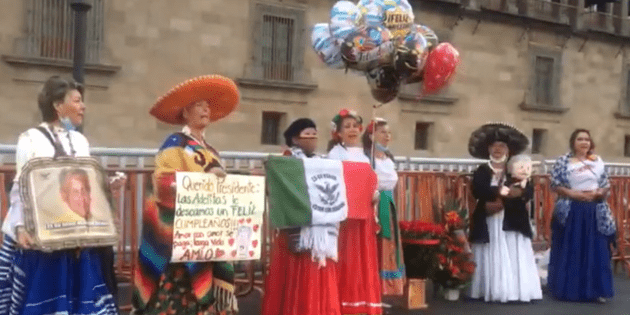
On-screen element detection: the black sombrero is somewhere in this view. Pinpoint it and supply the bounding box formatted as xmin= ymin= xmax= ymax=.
xmin=468 ymin=122 xmax=529 ymax=159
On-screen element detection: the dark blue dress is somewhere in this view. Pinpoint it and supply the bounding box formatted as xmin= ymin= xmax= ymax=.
xmin=548 ymin=155 xmax=615 ymax=302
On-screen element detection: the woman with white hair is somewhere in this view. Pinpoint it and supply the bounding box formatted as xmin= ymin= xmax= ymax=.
xmin=467 ymin=123 xmax=542 ymax=303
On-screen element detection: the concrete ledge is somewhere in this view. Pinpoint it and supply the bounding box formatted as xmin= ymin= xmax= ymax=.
xmin=615 ymin=111 xmax=630 ymax=120
xmin=398 ymin=93 xmax=459 ymax=104
xmin=519 ymin=103 xmax=569 ymax=114
xmin=1 ymin=55 xmax=122 ymax=75
xmin=236 ymin=78 xmax=318 ymax=92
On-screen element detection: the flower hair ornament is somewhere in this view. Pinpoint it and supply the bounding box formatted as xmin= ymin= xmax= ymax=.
xmin=330 ymin=108 xmax=363 ymax=140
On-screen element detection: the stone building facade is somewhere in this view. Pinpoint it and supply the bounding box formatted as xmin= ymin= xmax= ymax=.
xmin=0 ymin=0 xmax=630 ymax=161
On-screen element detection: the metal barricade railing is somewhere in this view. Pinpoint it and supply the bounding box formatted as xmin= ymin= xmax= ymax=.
xmin=608 ymin=177 xmax=630 ymax=277
xmin=531 ymin=175 xmax=553 ymax=250
xmin=3 ymin=150 xmax=630 ymax=306
xmin=396 ymin=172 xmax=474 ymax=224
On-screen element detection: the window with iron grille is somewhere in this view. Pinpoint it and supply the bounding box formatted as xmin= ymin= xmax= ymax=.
xmin=250 ymin=3 xmax=306 ymax=83
xmin=414 ymin=122 xmax=432 ymax=151
xmin=532 ymin=128 xmax=548 ymax=155
xmin=23 ymin=0 xmax=104 ymax=63
xmin=524 ymin=47 xmax=562 ymax=110
xmin=534 ymin=56 xmax=554 ymax=106
xmin=262 ymin=15 xmax=294 ymax=81
xmin=261 ymin=111 xmax=286 ymax=145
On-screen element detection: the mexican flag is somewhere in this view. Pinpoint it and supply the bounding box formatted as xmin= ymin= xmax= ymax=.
xmin=265 ymin=156 xmax=377 ymax=228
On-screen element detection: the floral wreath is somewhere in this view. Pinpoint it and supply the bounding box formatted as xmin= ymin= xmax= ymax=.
xmin=330 ymin=108 xmax=363 ymax=140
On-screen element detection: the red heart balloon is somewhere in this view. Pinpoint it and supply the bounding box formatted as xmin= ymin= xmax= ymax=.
xmin=249 ymin=250 xmax=255 ymax=257
xmin=246 ymin=218 xmax=252 ymax=224
xmin=228 ymin=238 xmax=235 ymax=246
xmin=231 ymin=250 xmax=237 ymax=257
xmin=252 ymin=240 xmax=258 ymax=248
xmin=253 ymin=224 xmax=260 ymax=232
xmin=422 ymin=43 xmax=460 ymax=95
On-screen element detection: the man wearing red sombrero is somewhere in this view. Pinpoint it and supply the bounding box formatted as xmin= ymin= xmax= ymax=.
xmin=132 ymin=75 xmax=240 ymax=315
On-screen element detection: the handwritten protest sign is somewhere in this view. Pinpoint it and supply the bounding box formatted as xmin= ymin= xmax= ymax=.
xmin=172 ymin=172 xmax=265 ymax=262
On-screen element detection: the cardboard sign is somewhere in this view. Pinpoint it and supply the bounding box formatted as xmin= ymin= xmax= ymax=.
xmin=172 ymin=172 xmax=265 ymax=262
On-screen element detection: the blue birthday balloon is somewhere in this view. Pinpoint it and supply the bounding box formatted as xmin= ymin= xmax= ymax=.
xmin=330 ymin=1 xmax=360 ymax=38
xmin=311 ymin=23 xmax=344 ymax=69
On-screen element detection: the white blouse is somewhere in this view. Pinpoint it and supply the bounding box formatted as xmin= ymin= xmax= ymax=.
xmin=1 ymin=124 xmax=90 ymax=239
xmin=567 ymin=157 xmax=604 ymax=191
xmin=327 ymin=144 xmax=370 ymax=163
xmin=375 ymin=157 xmax=398 ymax=191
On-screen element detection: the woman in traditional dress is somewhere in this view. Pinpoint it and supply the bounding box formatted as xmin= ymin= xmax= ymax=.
xmin=0 ymin=76 xmax=124 ymax=314
xmin=262 ymin=118 xmax=342 ymax=315
xmin=467 ymin=122 xmax=542 ymax=302
xmin=131 ymin=75 xmax=240 ymax=314
xmin=362 ymin=118 xmax=405 ymax=296
xmin=327 ymin=109 xmax=382 ymax=315
xmin=548 ymin=129 xmax=615 ymax=302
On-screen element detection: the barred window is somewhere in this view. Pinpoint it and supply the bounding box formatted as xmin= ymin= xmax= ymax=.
xmin=525 ymin=47 xmax=562 ymax=109
xmin=261 ymin=111 xmax=286 ymax=145
xmin=414 ymin=122 xmax=432 ymax=151
xmin=261 ymin=15 xmax=294 ymax=81
xmin=532 ymin=128 xmax=548 ymax=155
xmin=24 ymin=0 xmax=104 ymax=63
xmin=250 ymin=3 xmax=306 ymax=83
xmin=534 ymin=56 xmax=554 ymax=106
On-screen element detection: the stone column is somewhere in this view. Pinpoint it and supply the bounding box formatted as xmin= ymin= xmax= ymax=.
xmin=621 ymin=0 xmax=629 ymax=36
xmin=464 ymin=0 xmax=481 ymax=11
xmin=605 ymin=3 xmax=614 ymax=34
xmin=568 ymin=0 xmax=585 ymax=31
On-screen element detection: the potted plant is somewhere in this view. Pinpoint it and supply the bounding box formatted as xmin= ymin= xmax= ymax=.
xmin=432 ymin=210 xmax=475 ymax=301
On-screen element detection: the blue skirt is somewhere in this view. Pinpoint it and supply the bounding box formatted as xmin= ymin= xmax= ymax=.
xmin=0 ymin=237 xmax=118 ymax=315
xmin=548 ymin=200 xmax=614 ymax=301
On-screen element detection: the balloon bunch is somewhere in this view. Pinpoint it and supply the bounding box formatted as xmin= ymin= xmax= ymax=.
xmin=311 ymin=0 xmax=461 ymax=103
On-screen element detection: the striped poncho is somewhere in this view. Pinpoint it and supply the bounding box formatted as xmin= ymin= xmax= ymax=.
xmin=132 ymin=129 xmax=236 ymax=313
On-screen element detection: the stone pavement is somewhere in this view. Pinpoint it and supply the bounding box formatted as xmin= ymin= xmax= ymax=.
xmin=120 ymin=271 xmax=630 ymax=315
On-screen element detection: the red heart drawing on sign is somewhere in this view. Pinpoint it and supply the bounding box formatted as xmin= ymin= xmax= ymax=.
xmin=228 ymin=239 xmax=235 ymax=246
xmin=216 ymin=249 xmax=224 ymax=258
xmin=252 ymin=240 xmax=258 ymax=248
xmin=231 ymin=250 xmax=237 ymax=257
xmin=249 ymin=251 xmax=255 ymax=257
xmin=246 ymin=218 xmax=252 ymax=224
xmin=238 ymin=219 xmax=245 ymax=224
xmin=253 ymin=224 xmax=259 ymax=232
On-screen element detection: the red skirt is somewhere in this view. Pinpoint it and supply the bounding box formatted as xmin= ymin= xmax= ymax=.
xmin=262 ymin=232 xmax=341 ymax=315
xmin=338 ymin=219 xmax=383 ymax=314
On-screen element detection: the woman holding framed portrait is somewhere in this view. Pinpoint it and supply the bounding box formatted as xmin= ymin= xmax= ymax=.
xmin=0 ymin=76 xmax=126 ymax=314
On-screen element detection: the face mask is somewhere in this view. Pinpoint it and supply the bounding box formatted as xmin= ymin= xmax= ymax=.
xmin=375 ymin=142 xmax=389 ymax=152
xmin=60 ymin=116 xmax=77 ymax=131
xmin=490 ymin=155 xmax=507 ymax=164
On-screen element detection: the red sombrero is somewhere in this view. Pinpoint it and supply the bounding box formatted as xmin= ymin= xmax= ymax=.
xmin=149 ymin=75 xmax=240 ymax=125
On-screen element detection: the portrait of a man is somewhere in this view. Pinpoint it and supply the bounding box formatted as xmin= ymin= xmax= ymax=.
xmin=20 ymin=157 xmax=118 ymax=250
xmin=58 ymin=168 xmax=92 ymax=222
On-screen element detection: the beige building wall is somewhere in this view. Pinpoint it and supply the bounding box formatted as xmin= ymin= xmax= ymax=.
xmin=0 ymin=0 xmax=629 ymax=162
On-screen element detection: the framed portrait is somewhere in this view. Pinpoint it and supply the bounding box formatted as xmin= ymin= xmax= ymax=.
xmin=19 ymin=157 xmax=119 ymax=251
